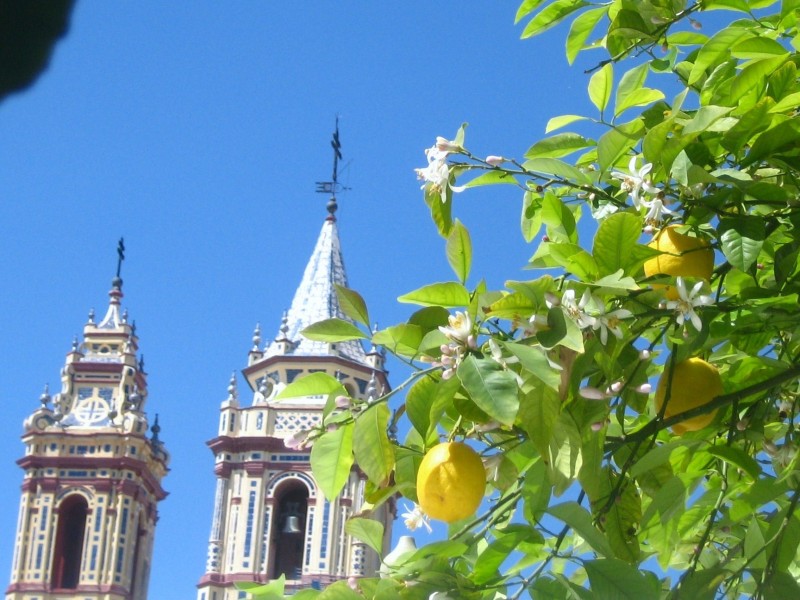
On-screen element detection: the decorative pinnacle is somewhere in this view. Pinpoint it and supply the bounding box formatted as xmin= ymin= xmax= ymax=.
xmin=279 ymin=311 xmax=289 ymax=337
xmin=39 ymin=384 xmax=51 ymax=408
xmin=87 ymin=308 xmax=95 ymax=323
xmin=150 ymin=414 xmax=161 ymax=443
xmin=252 ymin=323 xmax=262 ymax=350
xmin=227 ymin=372 xmax=238 ymax=402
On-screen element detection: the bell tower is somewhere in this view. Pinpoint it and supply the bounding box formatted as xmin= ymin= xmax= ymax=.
xmin=6 ymin=241 xmax=169 ymax=600
xmin=196 ymin=124 xmax=393 ymax=599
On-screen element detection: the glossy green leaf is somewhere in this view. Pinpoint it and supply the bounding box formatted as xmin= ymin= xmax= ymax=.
xmin=597 ymin=119 xmax=645 ymax=172
xmin=688 ymin=26 xmax=753 ymax=85
xmin=334 ymin=284 xmax=369 ymax=327
xmin=462 ymin=169 xmax=518 ymax=188
xmin=457 ymin=355 xmax=520 ymax=426
xmin=310 ymin=423 xmax=354 ymax=500
xmin=592 ymin=211 xmax=643 ymax=277
xmin=353 ymin=403 xmax=394 ymax=486
xmin=548 ymin=502 xmax=613 ymax=557
xmin=742 ymin=117 xmax=800 ymax=166
xmin=371 ymin=323 xmax=424 ymax=357
xmin=537 ymin=306 xmax=584 ymax=352
xmin=522 ymin=157 xmax=592 ymax=184
xmin=584 ymin=559 xmax=659 ymax=600
xmin=525 ymin=133 xmax=594 ymax=159
xmin=718 ymin=217 xmax=765 ymax=272
xmin=276 ymin=371 xmax=346 ymax=400
xmin=344 ymin=518 xmax=385 ymax=556
xmin=547 ymin=242 xmax=599 ymax=280
xmin=519 ymin=385 xmax=561 ymax=460
xmin=235 ymin=575 xmax=285 ymax=599
xmin=566 ymin=6 xmax=607 ymax=64
xmin=589 ymin=62 xmax=613 ymax=113
xmin=521 ymin=190 xmax=544 ymax=242
xmin=473 ymin=525 xmax=544 ymax=585
xmin=504 ymin=341 xmax=561 ymax=390
xmin=423 ymin=182 xmax=453 ymax=237
xmin=397 ymin=282 xmax=470 ymax=307
xmin=540 ymin=191 xmax=578 ymax=243
xmin=316 ymin=580 xmax=364 ymax=599
xmin=545 ymin=114 xmax=589 ymax=133
xmin=301 ymin=318 xmax=367 ymax=342
xmin=446 ymin=219 xmax=472 ymax=284
xmin=521 ymin=0 xmax=590 ymax=39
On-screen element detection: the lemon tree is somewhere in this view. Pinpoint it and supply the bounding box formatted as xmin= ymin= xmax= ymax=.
xmin=249 ymin=2 xmax=800 ymax=599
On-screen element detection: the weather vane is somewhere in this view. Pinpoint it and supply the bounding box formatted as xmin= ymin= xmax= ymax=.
xmin=315 ymin=116 xmax=350 ymax=204
xmin=116 ymin=237 xmax=125 ymax=279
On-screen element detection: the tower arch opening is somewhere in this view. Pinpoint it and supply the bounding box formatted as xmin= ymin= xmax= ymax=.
xmin=269 ymin=480 xmax=309 ymax=580
xmin=52 ymin=494 xmax=89 ymax=589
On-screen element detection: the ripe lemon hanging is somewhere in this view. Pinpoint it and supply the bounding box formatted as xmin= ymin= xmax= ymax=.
xmin=655 ymin=357 xmax=723 ymax=434
xmin=416 ymin=442 xmax=485 ymax=523
xmin=644 ymin=225 xmax=714 ymax=299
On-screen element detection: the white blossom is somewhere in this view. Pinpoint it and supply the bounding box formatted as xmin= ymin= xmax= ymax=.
xmin=592 ymin=304 xmax=633 ymax=345
xmin=439 ymin=311 xmax=473 ymax=346
xmin=642 ymin=196 xmax=677 ymax=227
xmin=415 ymin=143 xmax=466 ymax=199
xmin=561 ymin=289 xmax=596 ymax=329
xmin=401 ymin=503 xmax=432 ymax=533
xmin=666 ymin=277 xmax=714 ymax=331
xmin=284 ymin=430 xmax=310 ymax=450
xmin=611 ymin=156 xmax=659 ymax=209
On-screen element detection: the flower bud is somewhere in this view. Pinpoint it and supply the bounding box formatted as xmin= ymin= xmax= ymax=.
xmin=485 ymin=155 xmax=505 ymax=166
xmin=635 ymin=383 xmax=652 ymax=394
xmin=436 ymin=136 xmax=461 ymax=153
xmin=335 ymin=395 xmax=351 ymax=409
xmin=610 ymin=381 xmax=623 ymax=394
xmin=580 ymin=387 xmax=608 ymax=400
xmin=639 ymin=349 xmax=651 ymax=360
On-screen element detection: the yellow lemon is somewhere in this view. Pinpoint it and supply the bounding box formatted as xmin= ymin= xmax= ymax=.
xmin=416 ymin=442 xmax=485 ymax=523
xmin=644 ymin=225 xmax=714 ymax=299
xmin=655 ymin=357 xmax=723 ymax=435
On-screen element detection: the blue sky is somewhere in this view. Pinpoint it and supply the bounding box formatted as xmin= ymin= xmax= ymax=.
xmin=0 ymin=3 xmax=602 ymax=596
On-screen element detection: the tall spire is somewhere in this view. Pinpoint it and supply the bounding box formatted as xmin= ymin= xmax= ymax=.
xmin=265 ymin=121 xmax=367 ymax=364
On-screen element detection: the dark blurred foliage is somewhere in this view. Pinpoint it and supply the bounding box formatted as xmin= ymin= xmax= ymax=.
xmin=0 ymin=0 xmax=75 ymax=103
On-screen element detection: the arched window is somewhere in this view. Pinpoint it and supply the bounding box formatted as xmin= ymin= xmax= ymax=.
xmin=52 ymin=494 xmax=88 ymax=589
xmin=269 ymin=483 xmax=309 ymax=580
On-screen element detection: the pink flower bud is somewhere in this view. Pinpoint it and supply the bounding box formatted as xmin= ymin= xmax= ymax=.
xmin=635 ymin=383 xmax=652 ymax=394
xmin=485 ymin=155 xmax=505 ymax=166
xmin=639 ymin=349 xmax=651 ymax=360
xmin=580 ymin=387 xmax=608 ymax=400
xmin=591 ymin=421 xmax=604 ymax=432
xmin=436 ymin=136 xmax=461 ymax=152
xmin=335 ymin=395 xmax=351 ymax=409
xmin=610 ymin=381 xmax=623 ymax=394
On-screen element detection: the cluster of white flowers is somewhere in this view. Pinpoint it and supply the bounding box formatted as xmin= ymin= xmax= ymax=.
xmin=609 ymin=156 xmax=676 ymax=226
xmin=547 ymin=289 xmax=633 ymax=345
xmin=414 ymin=137 xmax=466 ymax=199
xmin=434 ymin=311 xmax=477 ymax=379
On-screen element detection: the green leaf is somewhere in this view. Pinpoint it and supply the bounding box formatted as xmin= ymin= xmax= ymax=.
xmin=548 ymin=502 xmax=613 ymax=558
xmin=423 ymin=183 xmax=453 ymax=237
xmin=525 ymin=133 xmax=594 ymax=159
xmin=276 ymin=371 xmax=346 ymax=400
xmin=406 ymin=374 xmax=457 ymax=441
xmin=537 ymin=306 xmax=584 ymax=352
xmin=566 ymin=6 xmax=607 ymax=64
xmin=521 ymin=191 xmax=544 ymax=242
xmin=301 ymin=318 xmax=367 ymax=342
xmin=317 ymin=580 xmax=364 ymax=599
xmin=707 ymin=445 xmax=761 ymax=480
xmin=688 ymin=25 xmax=752 ymax=85
xmin=718 ymin=217 xmax=766 ymax=272
xmin=742 ymin=118 xmax=800 ymax=166
xmin=371 ymin=324 xmax=424 ymax=357
xmin=730 ymin=55 xmax=788 ymax=103
xmin=504 ymin=342 xmax=561 ymax=390
xmin=457 ymin=355 xmax=520 ymax=426
xmin=597 ymin=119 xmax=645 ymax=172
xmin=522 ymin=157 xmax=592 ymax=185
xmin=592 ymin=212 xmax=643 ymax=277
xmin=446 ymin=219 xmax=472 ymax=284
xmin=397 ymin=282 xmax=470 ymax=307
xmin=547 ymin=243 xmax=599 ymax=280
xmin=521 ymin=0 xmax=590 ymax=39
xmin=540 ymin=191 xmax=578 ymax=243
xmin=462 ymin=169 xmax=518 ymax=188
xmin=334 ymin=284 xmax=369 ymax=327
xmin=519 ymin=385 xmax=561 ymax=460
xmin=235 ymin=575 xmax=285 ymax=599
xmin=473 ymin=525 xmax=544 ymax=585
xmin=731 ymin=36 xmax=789 ymax=59
xmin=310 ymin=423 xmax=354 ymax=500
xmin=353 ymin=404 xmax=394 ymax=486
xmin=589 ymin=62 xmax=613 ymax=114
xmin=546 ymin=114 xmax=589 ymax=133
xmin=584 ymin=559 xmax=659 ymax=600
xmin=344 ymin=518 xmax=385 ymax=556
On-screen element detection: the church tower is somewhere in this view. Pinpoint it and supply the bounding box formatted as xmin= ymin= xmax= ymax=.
xmin=196 ymin=126 xmax=393 ymax=599
xmin=6 ymin=244 xmax=169 ymax=600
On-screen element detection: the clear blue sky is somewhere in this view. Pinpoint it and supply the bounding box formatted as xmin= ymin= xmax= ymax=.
xmin=0 ymin=3 xmax=598 ymax=596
